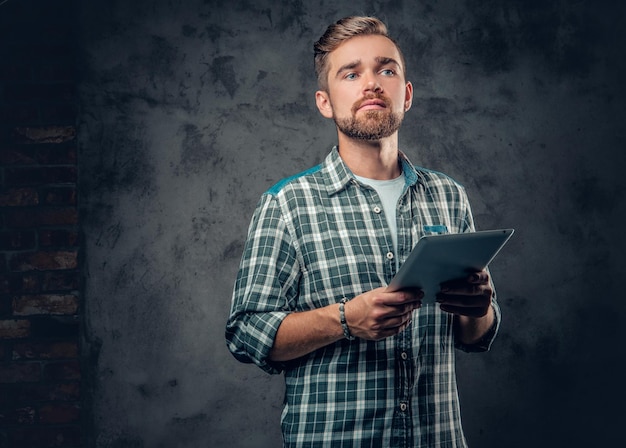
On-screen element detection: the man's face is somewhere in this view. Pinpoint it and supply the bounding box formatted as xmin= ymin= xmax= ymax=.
xmin=316 ymin=34 xmax=413 ymax=141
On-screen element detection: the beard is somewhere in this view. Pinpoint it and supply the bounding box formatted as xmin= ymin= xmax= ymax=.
xmin=333 ymin=95 xmax=404 ymax=141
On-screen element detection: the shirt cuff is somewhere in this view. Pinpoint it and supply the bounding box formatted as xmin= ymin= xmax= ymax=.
xmin=455 ymin=304 xmax=500 ymax=353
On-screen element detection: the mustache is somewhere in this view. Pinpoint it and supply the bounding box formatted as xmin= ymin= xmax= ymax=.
xmin=351 ymin=94 xmax=391 ymax=114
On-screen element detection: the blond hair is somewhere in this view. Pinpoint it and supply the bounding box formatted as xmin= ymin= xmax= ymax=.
xmin=313 ymin=16 xmax=406 ymax=90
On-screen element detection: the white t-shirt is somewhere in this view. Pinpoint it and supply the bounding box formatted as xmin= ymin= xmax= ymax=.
xmin=354 ymin=173 xmax=406 ymax=260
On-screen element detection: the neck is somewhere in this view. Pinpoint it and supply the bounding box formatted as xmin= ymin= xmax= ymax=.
xmin=336 ymin=132 xmax=401 ymax=180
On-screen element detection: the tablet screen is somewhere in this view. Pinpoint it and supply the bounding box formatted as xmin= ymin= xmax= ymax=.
xmin=386 ymin=229 xmax=514 ymax=303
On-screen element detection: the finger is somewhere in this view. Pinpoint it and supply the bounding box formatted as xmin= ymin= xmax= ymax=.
xmin=440 ymin=283 xmax=492 ymax=297
xmin=436 ymin=293 xmax=491 ymax=308
xmin=369 ymin=313 xmax=412 ymax=339
xmin=384 ymin=289 xmax=423 ymax=306
xmin=403 ymin=287 xmax=424 ymax=298
xmin=440 ymin=271 xmax=490 ymax=292
xmin=390 ymin=310 xmax=414 ymax=331
xmin=468 ymin=270 xmax=489 ymax=284
xmin=397 ymin=314 xmax=414 ymax=333
xmin=382 ymin=302 xmax=418 ymax=320
xmin=439 ymin=304 xmax=490 ymax=318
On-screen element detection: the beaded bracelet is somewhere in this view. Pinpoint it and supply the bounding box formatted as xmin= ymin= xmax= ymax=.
xmin=339 ymin=298 xmax=355 ymax=340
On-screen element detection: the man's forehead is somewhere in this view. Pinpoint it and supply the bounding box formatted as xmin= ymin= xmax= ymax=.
xmin=329 ymin=35 xmax=403 ymax=69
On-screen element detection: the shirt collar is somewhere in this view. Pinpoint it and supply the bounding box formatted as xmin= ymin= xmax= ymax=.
xmin=398 ymin=150 xmax=423 ymax=188
xmin=323 ymin=146 xmax=423 ymax=196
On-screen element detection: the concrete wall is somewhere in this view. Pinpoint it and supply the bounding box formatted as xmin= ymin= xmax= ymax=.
xmin=77 ymin=0 xmax=626 ymax=447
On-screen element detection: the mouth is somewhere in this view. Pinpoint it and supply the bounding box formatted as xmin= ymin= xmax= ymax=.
xmin=356 ymin=98 xmax=387 ymax=111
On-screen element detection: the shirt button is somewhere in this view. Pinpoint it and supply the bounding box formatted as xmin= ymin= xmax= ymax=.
xmin=400 ymin=402 xmax=408 ymax=412
xmin=400 ymin=352 xmax=408 ymax=360
xmin=373 ymin=206 xmax=382 ymax=214
xmin=386 ymin=252 xmax=394 ymax=260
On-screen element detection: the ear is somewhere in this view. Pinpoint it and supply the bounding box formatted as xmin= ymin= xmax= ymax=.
xmin=315 ymin=90 xmax=334 ymax=119
xmin=404 ymin=81 xmax=413 ymax=112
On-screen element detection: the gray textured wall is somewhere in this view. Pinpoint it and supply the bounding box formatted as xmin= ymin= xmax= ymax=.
xmin=77 ymin=0 xmax=626 ymax=447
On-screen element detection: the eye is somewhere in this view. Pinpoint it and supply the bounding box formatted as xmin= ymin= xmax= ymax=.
xmin=380 ymin=68 xmax=396 ymax=76
xmin=344 ymin=72 xmax=358 ymax=80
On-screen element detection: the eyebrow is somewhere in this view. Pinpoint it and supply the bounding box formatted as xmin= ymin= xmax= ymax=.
xmin=375 ymin=56 xmax=401 ymax=69
xmin=334 ymin=56 xmax=402 ymax=78
xmin=335 ymin=59 xmax=362 ymax=78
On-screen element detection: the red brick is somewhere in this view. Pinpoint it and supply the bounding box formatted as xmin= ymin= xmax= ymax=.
xmin=14 ymin=251 xmax=77 ymax=271
xmin=0 ymin=9 xmax=81 ymax=443
xmin=43 ymin=360 xmax=80 ymax=381
xmin=0 ymin=272 xmax=40 ymax=294
xmin=37 ymin=144 xmax=77 ymax=165
xmin=0 ymin=148 xmax=38 ymax=164
xmin=5 ymin=208 xmax=78 ymax=228
xmin=38 ymin=403 xmax=80 ymax=424
xmin=0 ymin=319 xmax=31 ymax=339
xmin=0 ymin=230 xmax=37 ymax=250
xmin=13 ymin=294 xmax=79 ymax=316
xmin=11 ymin=126 xmax=76 ymax=144
xmin=42 ymin=271 xmax=79 ymax=291
xmin=39 ymin=229 xmax=79 ymax=247
xmin=50 ymin=382 xmax=80 ymax=401
xmin=0 ymin=406 xmax=36 ymax=425
xmin=42 ymin=187 xmax=76 ymax=206
xmin=0 ymin=188 xmax=39 ymax=206
xmin=5 ymin=166 xmax=77 ymax=186
xmin=12 ymin=341 xmax=78 ymax=360
xmin=0 ymin=362 xmax=41 ymax=382
xmin=9 ymin=251 xmax=77 ymax=272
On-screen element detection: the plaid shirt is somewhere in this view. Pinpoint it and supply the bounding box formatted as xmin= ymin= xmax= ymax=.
xmin=226 ymin=147 xmax=500 ymax=447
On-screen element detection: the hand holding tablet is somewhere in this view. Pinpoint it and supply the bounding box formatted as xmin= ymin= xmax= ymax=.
xmin=386 ymin=229 xmax=515 ymax=303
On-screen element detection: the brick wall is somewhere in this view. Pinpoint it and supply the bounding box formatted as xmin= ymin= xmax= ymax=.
xmin=0 ymin=1 xmax=82 ymax=447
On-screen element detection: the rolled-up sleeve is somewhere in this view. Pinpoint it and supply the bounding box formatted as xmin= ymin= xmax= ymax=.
xmin=455 ymin=286 xmax=501 ymax=353
xmin=225 ymin=193 xmax=300 ymax=374
xmin=452 ymin=202 xmax=501 ymax=353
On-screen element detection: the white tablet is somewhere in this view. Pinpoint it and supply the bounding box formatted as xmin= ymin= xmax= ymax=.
xmin=386 ymin=229 xmax=514 ymax=303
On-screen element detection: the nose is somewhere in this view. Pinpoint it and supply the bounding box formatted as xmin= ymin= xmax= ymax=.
xmin=364 ymin=73 xmax=382 ymax=93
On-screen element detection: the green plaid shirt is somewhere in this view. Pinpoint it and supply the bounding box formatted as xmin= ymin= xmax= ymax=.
xmin=226 ymin=147 xmax=500 ymax=447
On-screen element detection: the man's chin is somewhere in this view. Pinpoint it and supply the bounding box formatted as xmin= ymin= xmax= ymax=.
xmin=335 ymin=116 xmax=402 ymax=141
xmin=339 ymin=128 xmax=397 ymax=141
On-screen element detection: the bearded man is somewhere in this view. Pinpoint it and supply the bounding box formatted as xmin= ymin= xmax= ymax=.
xmin=226 ymin=16 xmax=500 ymax=448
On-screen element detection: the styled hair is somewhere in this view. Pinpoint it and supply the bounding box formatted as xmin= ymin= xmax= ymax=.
xmin=313 ymin=16 xmax=406 ymax=90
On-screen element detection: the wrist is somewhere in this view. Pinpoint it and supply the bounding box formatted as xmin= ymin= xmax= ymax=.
xmin=339 ymin=298 xmax=356 ymax=340
xmin=455 ymin=304 xmax=496 ymax=344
